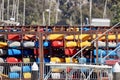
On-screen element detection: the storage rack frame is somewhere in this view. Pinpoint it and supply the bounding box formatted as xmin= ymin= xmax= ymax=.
xmin=0 ymin=25 xmax=119 ymax=80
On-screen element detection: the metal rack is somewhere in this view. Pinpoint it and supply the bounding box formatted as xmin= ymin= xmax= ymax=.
xmin=0 ymin=25 xmax=119 ymax=80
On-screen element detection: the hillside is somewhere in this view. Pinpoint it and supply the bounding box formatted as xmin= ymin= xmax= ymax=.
xmin=0 ymin=0 xmax=119 ymax=26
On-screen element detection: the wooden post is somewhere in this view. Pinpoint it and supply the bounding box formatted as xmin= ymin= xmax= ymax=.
xmin=39 ymin=32 xmax=44 ymax=80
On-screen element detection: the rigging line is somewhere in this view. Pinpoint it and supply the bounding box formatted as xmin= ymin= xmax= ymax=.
xmin=71 ymin=22 xmax=120 ymax=59
xmin=103 ymin=45 xmax=120 ymax=59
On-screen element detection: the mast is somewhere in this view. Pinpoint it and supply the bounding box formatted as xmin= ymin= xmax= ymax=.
xmin=16 ymin=0 xmax=19 ymax=22
xmin=7 ymin=0 xmax=10 ymax=20
xmin=89 ymin=0 xmax=92 ymax=25
xmin=2 ymin=0 xmax=4 ymax=21
xmin=23 ymin=0 xmax=25 ymax=25
xmin=0 ymin=3 xmax=1 ymax=20
xmin=80 ymin=1 xmax=83 ymax=57
xmin=48 ymin=0 xmax=51 ymax=26
xmin=103 ymin=0 xmax=108 ymax=18
xmin=12 ymin=0 xmax=14 ymax=18
xmin=42 ymin=0 xmax=46 ymax=26
xmin=55 ymin=0 xmax=59 ymax=24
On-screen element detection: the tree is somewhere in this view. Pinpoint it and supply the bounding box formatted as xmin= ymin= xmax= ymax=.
xmin=1 ymin=0 xmax=119 ymax=26
xmin=109 ymin=0 xmax=120 ymax=25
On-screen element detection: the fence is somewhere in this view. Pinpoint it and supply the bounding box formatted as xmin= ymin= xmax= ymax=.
xmin=0 ymin=62 xmax=113 ymax=80
xmin=0 ymin=58 xmax=114 ymax=80
xmin=0 ymin=62 xmax=40 ymax=80
xmin=45 ymin=63 xmax=113 ymax=80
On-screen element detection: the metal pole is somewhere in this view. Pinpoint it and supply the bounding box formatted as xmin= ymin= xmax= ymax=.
xmin=42 ymin=0 xmax=45 ymax=26
xmin=23 ymin=0 xmax=25 ymax=25
xmin=55 ymin=0 xmax=59 ymax=24
xmin=48 ymin=0 xmax=51 ymax=26
xmin=14 ymin=0 xmax=16 ymax=19
xmin=12 ymin=0 xmax=14 ymax=18
xmin=42 ymin=11 xmax=46 ymax=26
xmin=14 ymin=0 xmax=17 ymax=21
xmin=7 ymin=0 xmax=10 ymax=20
xmin=89 ymin=0 xmax=92 ymax=25
xmin=0 ymin=4 xmax=1 ymax=20
xmin=2 ymin=0 xmax=4 ymax=21
xmin=16 ymin=0 xmax=19 ymax=22
xmin=80 ymin=1 xmax=83 ymax=57
xmin=103 ymin=0 xmax=108 ymax=18
xmin=70 ymin=16 xmax=73 ymax=26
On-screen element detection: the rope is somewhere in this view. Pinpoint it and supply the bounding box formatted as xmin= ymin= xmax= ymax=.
xmin=71 ymin=22 xmax=120 ymax=60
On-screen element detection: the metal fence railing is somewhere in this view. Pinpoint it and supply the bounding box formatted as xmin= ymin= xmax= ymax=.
xmin=45 ymin=63 xmax=113 ymax=80
xmin=0 ymin=62 xmax=40 ymax=80
xmin=0 ymin=62 xmax=113 ymax=80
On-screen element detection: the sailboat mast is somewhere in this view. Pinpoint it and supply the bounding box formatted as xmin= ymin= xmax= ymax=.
xmin=23 ymin=0 xmax=25 ymax=25
xmin=0 ymin=3 xmax=1 ymax=20
xmin=103 ymin=0 xmax=108 ymax=18
xmin=89 ymin=0 xmax=92 ymax=25
xmin=16 ymin=0 xmax=19 ymax=22
xmin=7 ymin=0 xmax=9 ymax=20
xmin=2 ymin=0 xmax=4 ymax=21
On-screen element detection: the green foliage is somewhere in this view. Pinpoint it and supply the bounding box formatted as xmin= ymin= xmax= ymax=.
xmin=3 ymin=0 xmax=120 ymax=26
